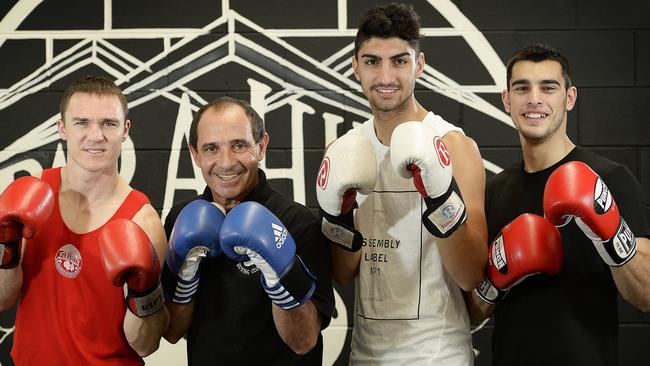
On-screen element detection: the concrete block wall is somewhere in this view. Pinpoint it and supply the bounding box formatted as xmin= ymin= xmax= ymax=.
xmin=0 ymin=1 xmax=647 ymax=364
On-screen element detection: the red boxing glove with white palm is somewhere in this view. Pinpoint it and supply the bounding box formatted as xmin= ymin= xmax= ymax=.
xmin=475 ymin=213 xmax=563 ymax=304
xmin=543 ymin=161 xmax=636 ymax=266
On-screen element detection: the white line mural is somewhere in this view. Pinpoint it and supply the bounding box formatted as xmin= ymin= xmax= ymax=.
xmin=0 ymin=0 xmax=513 ymax=364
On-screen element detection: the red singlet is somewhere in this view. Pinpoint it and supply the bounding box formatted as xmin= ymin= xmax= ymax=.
xmin=12 ymin=167 xmax=150 ymax=365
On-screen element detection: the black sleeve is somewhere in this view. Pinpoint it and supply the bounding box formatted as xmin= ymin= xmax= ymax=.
xmin=160 ymin=200 xmax=190 ymax=298
xmin=164 ymin=204 xmax=180 ymax=239
xmin=291 ymin=211 xmax=335 ymax=330
xmin=603 ymin=164 xmax=650 ymax=239
xmin=485 ymin=176 xmax=496 ymax=242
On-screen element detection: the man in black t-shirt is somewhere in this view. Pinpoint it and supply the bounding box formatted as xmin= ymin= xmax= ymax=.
xmin=466 ymin=44 xmax=650 ymax=365
xmin=160 ymin=96 xmax=334 ymax=365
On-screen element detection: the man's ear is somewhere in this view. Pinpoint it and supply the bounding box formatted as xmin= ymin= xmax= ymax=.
xmin=257 ymin=132 xmax=270 ymax=161
xmin=501 ymin=88 xmax=511 ymax=113
xmin=352 ymin=56 xmax=360 ymax=81
xmin=57 ymin=119 xmax=67 ymax=140
xmin=122 ymin=119 xmax=131 ymax=141
xmin=415 ymin=52 xmax=425 ymax=78
xmin=189 ymin=143 xmax=200 ymax=166
xmin=565 ymin=86 xmax=577 ymax=112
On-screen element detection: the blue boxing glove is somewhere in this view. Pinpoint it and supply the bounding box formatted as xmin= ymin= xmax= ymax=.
xmin=165 ymin=199 xmax=225 ymax=304
xmin=220 ymin=201 xmax=316 ymax=310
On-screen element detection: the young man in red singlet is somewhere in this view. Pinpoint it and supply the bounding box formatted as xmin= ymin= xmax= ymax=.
xmin=0 ymin=75 xmax=169 ymax=365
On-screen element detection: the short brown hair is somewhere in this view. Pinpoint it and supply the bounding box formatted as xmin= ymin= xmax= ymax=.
xmin=59 ymin=75 xmax=128 ymax=119
xmin=189 ymin=96 xmax=265 ymax=149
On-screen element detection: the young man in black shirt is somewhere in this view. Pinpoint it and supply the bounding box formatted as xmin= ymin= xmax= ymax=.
xmin=467 ymin=44 xmax=650 ymax=365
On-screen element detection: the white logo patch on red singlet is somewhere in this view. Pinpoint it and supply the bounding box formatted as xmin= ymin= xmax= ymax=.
xmin=55 ymin=244 xmax=82 ymax=278
xmin=433 ymin=136 xmax=451 ymax=167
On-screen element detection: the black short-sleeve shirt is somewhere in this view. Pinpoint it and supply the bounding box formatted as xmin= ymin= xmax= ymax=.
xmin=486 ymin=147 xmax=650 ymax=366
xmin=162 ymin=170 xmax=335 ymax=366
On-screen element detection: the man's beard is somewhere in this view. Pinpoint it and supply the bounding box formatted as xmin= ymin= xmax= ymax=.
xmin=371 ymin=90 xmax=413 ymax=115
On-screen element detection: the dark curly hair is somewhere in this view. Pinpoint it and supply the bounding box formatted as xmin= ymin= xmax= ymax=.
xmin=506 ymin=44 xmax=573 ymax=90
xmin=354 ymin=3 xmax=423 ymax=58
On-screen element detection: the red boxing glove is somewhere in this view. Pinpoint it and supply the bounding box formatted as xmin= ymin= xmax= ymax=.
xmin=475 ymin=213 xmax=563 ymax=304
xmin=0 ymin=176 xmax=55 ymax=269
xmin=543 ymin=161 xmax=636 ymax=266
xmin=99 ymin=219 xmax=164 ymax=317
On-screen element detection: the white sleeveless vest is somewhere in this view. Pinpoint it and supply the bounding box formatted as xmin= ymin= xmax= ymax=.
xmin=349 ymin=112 xmax=474 ymax=365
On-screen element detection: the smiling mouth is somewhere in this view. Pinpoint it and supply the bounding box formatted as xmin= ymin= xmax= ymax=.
xmin=373 ymin=86 xmax=400 ymax=96
xmin=84 ymin=148 xmax=106 ymax=154
xmin=524 ymin=112 xmax=547 ymax=119
xmin=216 ymin=172 xmax=241 ymax=181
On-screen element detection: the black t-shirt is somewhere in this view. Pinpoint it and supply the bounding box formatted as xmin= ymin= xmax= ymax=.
xmin=162 ymin=170 xmax=335 ymax=366
xmin=486 ymin=147 xmax=650 ymax=366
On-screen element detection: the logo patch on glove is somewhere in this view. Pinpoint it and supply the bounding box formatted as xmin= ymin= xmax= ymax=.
xmin=613 ymin=219 xmax=636 ymax=260
xmin=491 ymin=235 xmax=508 ymax=274
xmin=317 ymin=157 xmax=330 ymax=190
xmin=272 ymin=223 xmax=288 ymax=248
xmin=434 ymin=136 xmax=451 ymax=168
xmin=593 ymin=177 xmax=612 ymax=214
xmin=426 ymin=191 xmax=465 ymax=235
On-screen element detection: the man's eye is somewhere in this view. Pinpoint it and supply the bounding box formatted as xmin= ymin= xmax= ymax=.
xmin=394 ymin=58 xmax=407 ymax=65
xmin=364 ymin=59 xmax=378 ymax=65
xmin=233 ymin=143 xmax=248 ymax=152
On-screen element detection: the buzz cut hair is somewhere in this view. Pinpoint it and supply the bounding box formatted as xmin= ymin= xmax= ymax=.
xmin=59 ymin=75 xmax=128 ymax=120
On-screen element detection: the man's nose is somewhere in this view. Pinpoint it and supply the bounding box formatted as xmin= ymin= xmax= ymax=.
xmin=526 ymin=88 xmax=543 ymax=105
xmin=88 ymin=123 xmax=105 ymax=141
xmin=377 ymin=62 xmax=394 ymax=85
xmin=215 ymin=147 xmax=237 ymax=168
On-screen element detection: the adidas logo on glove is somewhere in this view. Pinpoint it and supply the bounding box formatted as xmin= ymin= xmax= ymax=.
xmin=272 ymin=223 xmax=288 ymax=248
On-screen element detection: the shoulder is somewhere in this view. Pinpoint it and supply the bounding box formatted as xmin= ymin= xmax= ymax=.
xmin=573 ymin=148 xmax=637 ymax=186
xmin=263 ymin=190 xmax=318 ymax=235
xmin=442 ymin=130 xmax=476 ymax=151
xmin=346 ymin=120 xmax=371 ymax=137
xmin=486 ymin=163 xmax=521 ymax=196
xmin=34 ymin=167 xmax=62 ymax=182
xmin=442 ymin=131 xmax=483 ymax=174
xmin=165 ymin=195 xmax=204 ymax=227
xmin=424 ymin=112 xmax=463 ymax=136
xmin=488 ymin=163 xmax=521 ymax=185
xmin=132 ymin=203 xmax=167 ymax=258
xmin=133 ymin=203 xmax=161 ymax=229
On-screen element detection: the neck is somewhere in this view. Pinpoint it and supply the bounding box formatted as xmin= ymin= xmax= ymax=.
xmin=521 ymin=134 xmax=575 ymax=173
xmin=372 ymin=98 xmax=428 ymax=145
xmin=61 ymin=164 xmax=120 ymax=202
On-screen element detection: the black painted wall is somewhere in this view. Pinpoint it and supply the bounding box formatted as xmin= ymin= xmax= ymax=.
xmin=0 ymin=1 xmax=648 ymax=365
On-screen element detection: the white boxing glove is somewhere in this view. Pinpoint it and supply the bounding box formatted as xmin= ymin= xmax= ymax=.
xmin=316 ymin=133 xmax=377 ymax=251
xmin=390 ymin=121 xmax=467 ymax=238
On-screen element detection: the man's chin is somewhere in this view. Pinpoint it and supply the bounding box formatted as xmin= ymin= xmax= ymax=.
xmin=521 ymin=132 xmax=550 ymax=144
